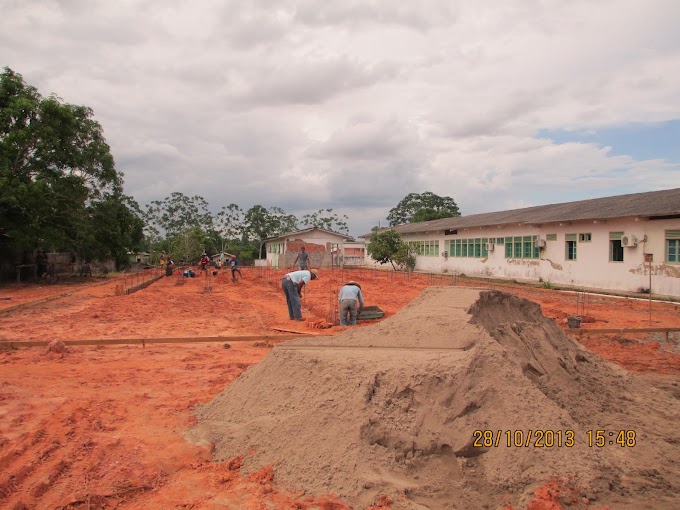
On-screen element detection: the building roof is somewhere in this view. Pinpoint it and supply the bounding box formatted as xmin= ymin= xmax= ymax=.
xmin=265 ymin=226 xmax=355 ymax=242
xmin=362 ymin=188 xmax=680 ymax=237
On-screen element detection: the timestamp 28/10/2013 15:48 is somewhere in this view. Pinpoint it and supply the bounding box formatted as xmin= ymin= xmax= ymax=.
xmin=473 ymin=429 xmax=637 ymax=448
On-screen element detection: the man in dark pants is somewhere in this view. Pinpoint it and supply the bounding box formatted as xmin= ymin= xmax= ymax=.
xmin=292 ymin=245 xmax=310 ymax=271
xmin=229 ymin=255 xmax=242 ymax=282
xmin=282 ymin=269 xmax=318 ymax=320
xmin=36 ymin=250 xmax=47 ymax=278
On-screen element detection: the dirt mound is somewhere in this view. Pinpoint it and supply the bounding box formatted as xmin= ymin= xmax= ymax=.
xmin=45 ymin=339 xmax=70 ymax=355
xmin=190 ymin=289 xmax=680 ymax=509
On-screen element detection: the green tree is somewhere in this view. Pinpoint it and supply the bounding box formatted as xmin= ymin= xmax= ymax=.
xmin=144 ymin=192 xmax=213 ymax=239
xmin=84 ymin=193 xmax=145 ymax=267
xmin=244 ymin=205 xmax=298 ymax=258
xmin=393 ymin=243 xmax=417 ymax=272
xmin=0 ymin=67 xmax=137 ymax=264
xmin=387 ymin=191 xmax=460 ymax=226
xmin=366 ymin=229 xmax=405 ymax=270
xmin=170 ymin=227 xmax=207 ymax=264
xmin=213 ymin=202 xmax=245 ymax=254
xmin=300 ymin=208 xmax=350 ymax=235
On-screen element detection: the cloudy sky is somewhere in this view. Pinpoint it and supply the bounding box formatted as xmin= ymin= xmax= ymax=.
xmin=2 ymin=0 xmax=679 ymax=238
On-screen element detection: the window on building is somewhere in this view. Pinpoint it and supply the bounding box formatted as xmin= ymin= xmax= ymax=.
xmin=407 ymin=240 xmax=439 ymax=256
xmin=496 ymin=238 xmax=504 ymax=245
xmin=667 ymin=230 xmax=680 ymax=263
xmin=546 ymin=233 xmax=557 ymax=241
xmin=501 ymin=235 xmax=540 ymax=259
xmin=579 ymin=233 xmax=592 ymax=242
xmin=565 ymin=234 xmax=577 ymax=260
xmin=513 ymin=237 xmax=522 ymax=258
xmin=472 ymin=238 xmax=480 ymax=257
xmin=610 ymin=232 xmax=624 ymax=262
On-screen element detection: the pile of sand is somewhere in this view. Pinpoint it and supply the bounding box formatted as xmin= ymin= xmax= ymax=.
xmin=189 ymin=288 xmax=680 ymax=509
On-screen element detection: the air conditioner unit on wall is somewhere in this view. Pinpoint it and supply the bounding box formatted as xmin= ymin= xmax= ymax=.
xmin=621 ymin=235 xmax=638 ymax=247
xmin=534 ymin=238 xmax=546 ymax=249
xmin=485 ymin=243 xmax=494 ymax=251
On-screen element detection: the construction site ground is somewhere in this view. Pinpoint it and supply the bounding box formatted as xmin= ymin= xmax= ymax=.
xmin=1 ymin=266 xmax=679 ymax=509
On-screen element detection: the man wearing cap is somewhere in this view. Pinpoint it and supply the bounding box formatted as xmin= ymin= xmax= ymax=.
xmin=338 ymin=280 xmax=364 ymax=326
xmin=282 ymin=269 xmax=318 ymax=321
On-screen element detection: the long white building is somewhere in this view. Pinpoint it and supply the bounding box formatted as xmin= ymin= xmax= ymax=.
xmin=363 ymin=188 xmax=680 ymax=297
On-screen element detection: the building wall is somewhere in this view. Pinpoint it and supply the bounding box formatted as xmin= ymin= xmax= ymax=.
xmin=265 ymin=231 xmax=352 ymax=268
xmin=370 ymin=217 xmax=680 ymax=296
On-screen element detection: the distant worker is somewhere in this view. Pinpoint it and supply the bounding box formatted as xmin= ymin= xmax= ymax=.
xmin=282 ymin=269 xmax=318 ymax=321
xmin=200 ymin=253 xmax=210 ymax=272
xmin=292 ymin=245 xmax=310 ymax=271
xmin=166 ymin=255 xmax=174 ymax=276
xmin=229 ymin=255 xmax=242 ymax=282
xmin=36 ymin=249 xmax=47 ymax=278
xmin=160 ymin=251 xmax=166 ymax=268
xmin=338 ymin=280 xmax=364 ymax=326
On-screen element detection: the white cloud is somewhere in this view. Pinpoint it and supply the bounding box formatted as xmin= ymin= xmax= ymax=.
xmin=1 ymin=0 xmax=679 ymax=238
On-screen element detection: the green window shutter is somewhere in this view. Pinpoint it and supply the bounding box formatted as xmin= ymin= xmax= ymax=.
xmin=565 ymin=234 xmax=577 ymax=241
xmin=610 ymin=232 xmax=623 ymax=240
xmin=505 ymin=242 xmax=513 ymax=258
xmin=546 ymin=233 xmax=557 ymax=241
xmin=666 ymin=230 xmax=680 ymax=239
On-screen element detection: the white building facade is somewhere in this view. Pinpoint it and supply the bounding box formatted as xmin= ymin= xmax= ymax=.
xmin=364 ymin=189 xmax=680 ymax=297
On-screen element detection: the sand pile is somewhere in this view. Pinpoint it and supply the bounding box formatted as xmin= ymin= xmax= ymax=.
xmin=190 ymin=288 xmax=680 ymax=509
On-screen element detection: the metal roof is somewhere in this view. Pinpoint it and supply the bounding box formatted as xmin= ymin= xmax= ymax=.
xmin=362 ymin=188 xmax=680 ymax=237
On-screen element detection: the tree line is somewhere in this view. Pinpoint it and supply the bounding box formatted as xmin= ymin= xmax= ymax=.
xmin=1 ymin=67 xmax=460 ymax=269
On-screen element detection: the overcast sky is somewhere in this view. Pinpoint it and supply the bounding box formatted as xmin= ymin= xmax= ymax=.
xmin=2 ymin=0 xmax=679 ymax=238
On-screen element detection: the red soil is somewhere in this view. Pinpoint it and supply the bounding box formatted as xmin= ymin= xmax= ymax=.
xmin=1 ymin=267 xmax=678 ymax=509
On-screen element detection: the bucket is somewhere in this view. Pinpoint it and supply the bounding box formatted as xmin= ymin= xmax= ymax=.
xmin=567 ymin=316 xmax=582 ymax=329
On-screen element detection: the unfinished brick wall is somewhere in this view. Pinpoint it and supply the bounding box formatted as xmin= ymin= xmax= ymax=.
xmin=285 ymin=240 xmax=330 ymax=268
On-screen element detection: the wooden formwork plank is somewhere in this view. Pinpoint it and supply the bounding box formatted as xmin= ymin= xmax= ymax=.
xmin=575 ymin=327 xmax=680 ymax=335
xmin=0 ymin=334 xmax=301 ymax=349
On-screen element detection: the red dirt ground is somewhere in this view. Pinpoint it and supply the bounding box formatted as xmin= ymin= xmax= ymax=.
xmin=1 ymin=267 xmax=678 ymax=509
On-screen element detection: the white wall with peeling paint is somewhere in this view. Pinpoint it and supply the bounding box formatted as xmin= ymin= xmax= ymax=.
xmin=369 ymin=217 xmax=680 ymax=297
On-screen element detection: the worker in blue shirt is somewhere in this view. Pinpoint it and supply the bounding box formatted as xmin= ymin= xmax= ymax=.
xmin=338 ymin=280 xmax=364 ymax=326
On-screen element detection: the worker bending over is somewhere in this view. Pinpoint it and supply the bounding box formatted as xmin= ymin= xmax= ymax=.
xmin=282 ymin=269 xmax=318 ymax=321
xmin=338 ymin=280 xmax=364 ymax=326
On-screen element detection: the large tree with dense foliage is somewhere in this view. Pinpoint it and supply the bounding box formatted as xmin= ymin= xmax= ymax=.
xmin=387 ymin=191 xmax=460 ymax=226
xmin=0 ymin=67 xmax=141 ymax=265
xmin=244 ymin=205 xmax=298 ymax=258
xmin=84 ymin=193 xmax=145 ymax=267
xmin=143 ymin=192 xmax=213 ymax=240
xmin=366 ymin=229 xmax=406 ymax=270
